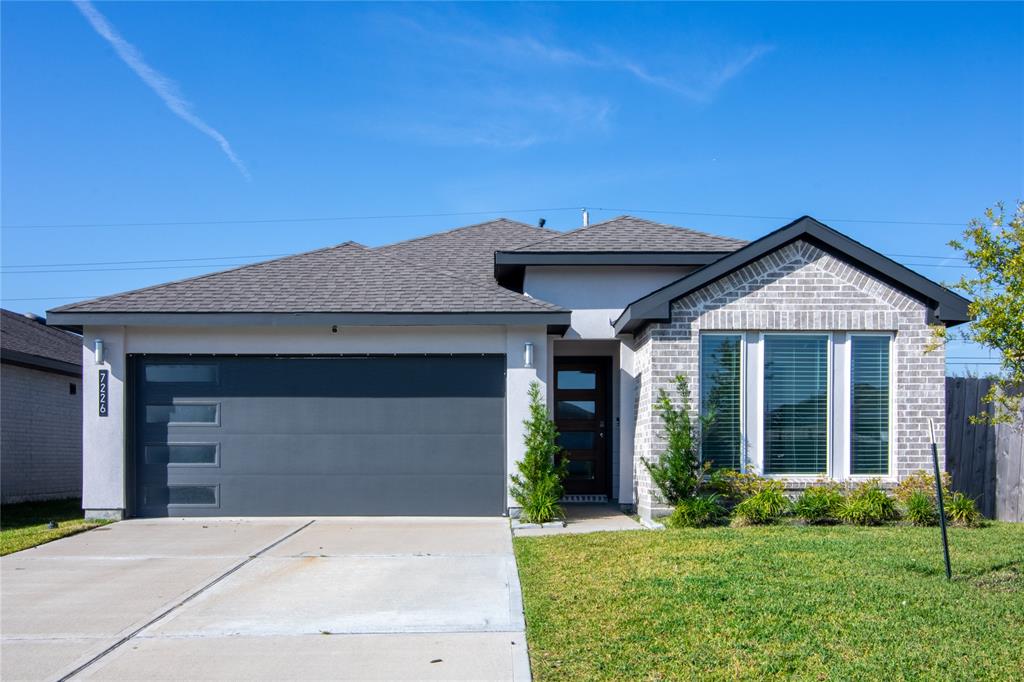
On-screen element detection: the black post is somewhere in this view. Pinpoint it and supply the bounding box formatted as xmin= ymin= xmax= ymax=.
xmin=929 ymin=418 xmax=952 ymax=580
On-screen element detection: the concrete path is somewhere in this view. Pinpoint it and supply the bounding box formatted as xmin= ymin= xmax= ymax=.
xmin=513 ymin=503 xmax=645 ymax=537
xmin=1 ymin=517 xmax=529 ymax=681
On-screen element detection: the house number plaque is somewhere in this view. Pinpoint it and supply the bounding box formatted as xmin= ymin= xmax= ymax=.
xmin=98 ymin=369 xmax=109 ymax=417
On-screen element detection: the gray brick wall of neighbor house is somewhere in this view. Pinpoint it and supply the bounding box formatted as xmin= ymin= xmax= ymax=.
xmin=1 ymin=363 xmax=83 ymax=503
xmin=632 ymin=240 xmax=946 ymax=520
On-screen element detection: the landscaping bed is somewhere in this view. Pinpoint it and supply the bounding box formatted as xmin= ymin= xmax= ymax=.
xmin=514 ymin=524 xmax=1024 ymax=680
xmin=0 ymin=498 xmax=110 ymax=556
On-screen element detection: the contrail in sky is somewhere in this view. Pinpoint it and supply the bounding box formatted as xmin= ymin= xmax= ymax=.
xmin=73 ymin=0 xmax=250 ymax=180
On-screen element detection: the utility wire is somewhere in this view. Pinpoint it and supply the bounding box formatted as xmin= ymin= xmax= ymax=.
xmin=1 ymin=206 xmax=968 ymax=230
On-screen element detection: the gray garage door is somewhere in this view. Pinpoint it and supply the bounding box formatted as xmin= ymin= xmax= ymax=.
xmin=131 ymin=355 xmax=506 ymax=517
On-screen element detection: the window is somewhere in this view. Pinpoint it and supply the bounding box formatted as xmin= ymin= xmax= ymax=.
xmin=557 ymin=370 xmax=596 ymax=390
xmin=145 ymin=403 xmax=219 ymax=424
xmin=145 ymin=444 xmax=219 ymax=466
xmin=144 ymin=363 xmax=218 ymax=384
xmin=763 ymin=335 xmax=829 ymax=475
xmin=556 ymin=400 xmax=596 ymax=420
xmin=700 ymin=335 xmax=743 ymax=470
xmin=850 ymin=335 xmax=891 ymax=475
xmin=558 ymin=431 xmax=596 ymax=450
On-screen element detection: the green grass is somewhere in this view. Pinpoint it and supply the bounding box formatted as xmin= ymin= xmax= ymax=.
xmin=1 ymin=498 xmax=111 ymax=556
xmin=514 ymin=524 xmax=1024 ymax=681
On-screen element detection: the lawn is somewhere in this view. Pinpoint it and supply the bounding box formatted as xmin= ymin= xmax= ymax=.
xmin=0 ymin=498 xmax=111 ymax=556
xmin=514 ymin=524 xmax=1024 ymax=681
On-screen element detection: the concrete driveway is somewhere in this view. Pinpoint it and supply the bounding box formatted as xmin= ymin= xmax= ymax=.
xmin=1 ymin=518 xmax=529 ymax=681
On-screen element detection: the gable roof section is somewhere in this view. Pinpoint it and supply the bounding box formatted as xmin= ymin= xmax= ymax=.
xmin=47 ymin=240 xmax=569 ymax=329
xmin=1 ymin=308 xmax=82 ymax=375
xmin=613 ymin=216 xmax=971 ymax=334
xmin=377 ymin=218 xmax=557 ymax=284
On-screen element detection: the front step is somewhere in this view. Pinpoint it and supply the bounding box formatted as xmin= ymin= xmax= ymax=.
xmin=560 ymin=494 xmax=609 ymax=504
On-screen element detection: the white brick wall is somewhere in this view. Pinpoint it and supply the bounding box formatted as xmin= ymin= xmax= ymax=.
xmin=1 ymin=363 xmax=83 ymax=503
xmin=632 ymin=241 xmax=946 ymax=519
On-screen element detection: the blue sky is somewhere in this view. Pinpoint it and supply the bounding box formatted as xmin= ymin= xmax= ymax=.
xmin=2 ymin=1 xmax=1021 ymax=373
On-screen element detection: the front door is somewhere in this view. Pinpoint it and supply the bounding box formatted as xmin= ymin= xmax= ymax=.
xmin=553 ymin=358 xmax=611 ymax=496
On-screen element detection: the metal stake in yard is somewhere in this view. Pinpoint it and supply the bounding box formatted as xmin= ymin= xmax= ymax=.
xmin=928 ymin=417 xmax=952 ymax=580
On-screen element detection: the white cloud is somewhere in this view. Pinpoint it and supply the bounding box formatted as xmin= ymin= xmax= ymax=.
xmin=73 ymin=1 xmax=250 ymax=179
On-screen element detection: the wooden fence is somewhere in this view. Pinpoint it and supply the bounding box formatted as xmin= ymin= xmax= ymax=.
xmin=945 ymin=377 xmax=1024 ymax=522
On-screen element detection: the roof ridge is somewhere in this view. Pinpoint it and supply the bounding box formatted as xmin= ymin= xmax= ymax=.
xmin=376 ymin=217 xmax=556 ymax=251
xmin=370 ymin=245 xmax=564 ymax=312
xmin=511 ymin=214 xmax=747 ymax=251
xmin=52 ymin=241 xmax=367 ymax=312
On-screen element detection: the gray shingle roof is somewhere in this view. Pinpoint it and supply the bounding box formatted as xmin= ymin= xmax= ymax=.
xmin=513 ymin=215 xmax=747 ymax=253
xmin=377 ymin=218 xmax=557 ymax=283
xmin=1 ymin=309 xmax=82 ymax=366
xmin=51 ymin=242 xmax=564 ymax=314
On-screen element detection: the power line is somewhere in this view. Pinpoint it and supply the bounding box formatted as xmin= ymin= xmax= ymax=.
xmin=0 ymin=206 xmax=969 ymax=230
xmin=0 ymin=207 xmax=579 ymax=230
xmin=2 ymin=263 xmax=258 ymax=275
xmin=0 ymin=253 xmax=290 ymax=269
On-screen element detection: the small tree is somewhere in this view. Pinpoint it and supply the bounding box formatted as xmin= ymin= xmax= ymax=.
xmin=642 ymin=375 xmax=711 ymax=505
xmin=934 ymin=201 xmax=1024 ymax=424
xmin=510 ymin=381 xmax=568 ymax=523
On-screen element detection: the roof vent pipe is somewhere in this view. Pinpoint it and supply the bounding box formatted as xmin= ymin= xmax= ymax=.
xmin=582 ymin=208 xmax=589 ymax=227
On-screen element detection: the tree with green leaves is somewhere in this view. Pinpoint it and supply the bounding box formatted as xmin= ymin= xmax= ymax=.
xmin=935 ymin=201 xmax=1023 ymax=424
xmin=510 ymin=381 xmax=568 ymax=523
xmin=643 ymin=375 xmax=712 ymax=505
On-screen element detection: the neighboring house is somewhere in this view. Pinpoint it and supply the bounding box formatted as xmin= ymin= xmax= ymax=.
xmin=46 ymin=215 xmax=969 ymax=522
xmin=1 ymin=309 xmax=83 ymax=504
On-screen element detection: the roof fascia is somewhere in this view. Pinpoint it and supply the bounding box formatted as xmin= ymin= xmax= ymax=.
xmin=46 ymin=311 xmax=572 ymax=329
xmin=0 ymin=349 xmax=81 ymax=377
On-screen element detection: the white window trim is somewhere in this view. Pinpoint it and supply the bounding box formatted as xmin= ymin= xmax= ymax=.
xmin=698 ymin=333 xmax=745 ymax=472
xmin=845 ymin=332 xmax=896 ymax=482
xmin=758 ymin=332 xmax=833 ymax=480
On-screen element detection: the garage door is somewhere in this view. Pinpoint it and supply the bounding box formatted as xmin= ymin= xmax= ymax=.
xmin=131 ymin=355 xmax=506 ymax=517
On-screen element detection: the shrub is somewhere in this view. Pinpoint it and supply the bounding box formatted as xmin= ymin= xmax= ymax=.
xmin=642 ymin=375 xmax=711 ymax=505
xmin=510 ymin=382 xmax=568 ymax=523
xmin=708 ymin=469 xmax=773 ymax=505
xmin=838 ymin=480 xmax=898 ymax=526
xmin=894 ymin=470 xmax=953 ymax=504
xmin=904 ymin=491 xmax=939 ymax=526
xmin=732 ymin=483 xmax=790 ymax=526
xmin=946 ymin=492 xmax=983 ymax=527
xmin=793 ymin=483 xmax=844 ymax=524
xmin=667 ymin=495 xmax=725 ymax=528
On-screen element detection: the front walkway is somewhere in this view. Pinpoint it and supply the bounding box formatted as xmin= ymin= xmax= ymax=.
xmin=512 ymin=503 xmax=645 ymax=537
xmin=1 ymin=517 xmax=529 ymax=681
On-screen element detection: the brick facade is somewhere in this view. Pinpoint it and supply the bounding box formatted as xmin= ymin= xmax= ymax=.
xmin=1 ymin=363 xmax=83 ymax=503
xmin=632 ymin=240 xmax=945 ymax=520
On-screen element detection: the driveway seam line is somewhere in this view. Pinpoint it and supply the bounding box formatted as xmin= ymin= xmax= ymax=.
xmin=56 ymin=519 xmax=316 ymax=681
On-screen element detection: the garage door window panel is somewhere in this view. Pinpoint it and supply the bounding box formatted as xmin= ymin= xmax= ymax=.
xmin=145 ymin=403 xmax=220 ymax=425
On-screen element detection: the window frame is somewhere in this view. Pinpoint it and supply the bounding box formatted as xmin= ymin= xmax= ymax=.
xmin=144 ymin=442 xmax=221 ymax=468
xmin=698 ymin=333 xmax=746 ymax=472
xmin=757 ymin=332 xmax=833 ymax=480
xmin=144 ymin=400 xmax=221 ymax=427
xmin=844 ymin=332 xmax=896 ymax=481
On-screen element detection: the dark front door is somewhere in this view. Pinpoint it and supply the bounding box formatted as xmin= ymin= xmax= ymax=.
xmin=553 ymin=358 xmax=611 ymax=496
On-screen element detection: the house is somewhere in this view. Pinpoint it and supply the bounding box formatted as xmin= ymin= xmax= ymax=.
xmin=46 ymin=215 xmax=969 ymax=522
xmin=1 ymin=309 xmax=83 ymax=504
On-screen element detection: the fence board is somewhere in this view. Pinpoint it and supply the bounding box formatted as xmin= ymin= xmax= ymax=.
xmin=945 ymin=377 xmax=1023 ymax=522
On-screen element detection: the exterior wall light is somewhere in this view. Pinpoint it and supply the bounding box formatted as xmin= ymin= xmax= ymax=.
xmin=523 ymin=341 xmax=535 ymax=369
xmin=94 ymin=339 xmax=104 ymax=365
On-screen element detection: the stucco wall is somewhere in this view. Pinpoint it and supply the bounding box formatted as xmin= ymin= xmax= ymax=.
xmin=633 ymin=240 xmax=946 ymax=520
xmin=524 ymin=266 xmax=694 ymax=339
xmin=0 ymin=363 xmax=83 ymax=503
xmin=80 ymin=324 xmax=546 ymax=516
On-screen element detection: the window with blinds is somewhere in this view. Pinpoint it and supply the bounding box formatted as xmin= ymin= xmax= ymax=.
xmin=763 ymin=335 xmax=829 ymax=475
xmin=850 ymin=335 xmax=891 ymax=475
xmin=700 ymin=335 xmax=743 ymax=470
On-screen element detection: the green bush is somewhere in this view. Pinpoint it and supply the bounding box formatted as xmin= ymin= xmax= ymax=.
xmin=732 ymin=484 xmax=790 ymax=526
xmin=894 ymin=470 xmax=952 ymax=504
xmin=904 ymin=491 xmax=939 ymax=526
xmin=793 ymin=484 xmax=844 ymax=524
xmin=667 ymin=495 xmax=725 ymax=528
xmin=838 ymin=480 xmax=898 ymax=526
xmin=946 ymin=492 xmax=983 ymax=527
xmin=642 ymin=376 xmax=710 ymax=505
xmin=510 ymin=382 xmax=568 ymax=523
xmin=707 ymin=469 xmax=773 ymax=505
